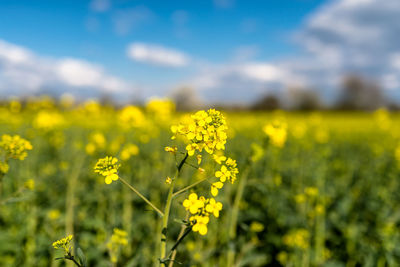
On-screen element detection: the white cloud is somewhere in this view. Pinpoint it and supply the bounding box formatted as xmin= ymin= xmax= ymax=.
xmin=295 ymin=0 xmax=400 ymax=88
xmin=127 ymin=42 xmax=189 ymax=67
xmin=187 ymin=0 xmax=400 ymax=103
xmin=0 ymin=39 xmax=133 ymax=97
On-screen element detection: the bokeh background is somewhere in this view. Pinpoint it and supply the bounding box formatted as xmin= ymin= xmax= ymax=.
xmin=2 ymin=1 xmax=400 ymax=267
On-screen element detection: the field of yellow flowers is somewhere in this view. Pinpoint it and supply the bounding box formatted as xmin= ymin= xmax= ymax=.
xmin=1 ymin=97 xmax=400 ymax=267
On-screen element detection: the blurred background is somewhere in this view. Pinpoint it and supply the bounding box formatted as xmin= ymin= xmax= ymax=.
xmin=3 ymin=1 xmax=400 ymax=266
xmin=1 ymin=0 xmax=400 ymax=110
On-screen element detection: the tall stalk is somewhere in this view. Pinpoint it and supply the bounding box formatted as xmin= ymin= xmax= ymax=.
xmin=160 ymin=153 xmax=188 ymax=266
xmin=227 ymin=166 xmax=250 ymax=267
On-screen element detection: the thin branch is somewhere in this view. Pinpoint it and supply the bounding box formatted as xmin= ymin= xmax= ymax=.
xmin=172 ymin=178 xmax=209 ymax=198
xmin=119 ymin=177 xmax=164 ymax=217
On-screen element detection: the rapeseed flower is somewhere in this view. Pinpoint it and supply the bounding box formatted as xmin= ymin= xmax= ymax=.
xmin=215 ymin=158 xmax=238 ymax=183
xmin=190 ymin=215 xmax=209 ymax=235
xmin=205 ymin=198 xmax=223 ymax=218
xmin=94 ymin=156 xmax=121 ymax=184
xmin=53 ymin=235 xmax=73 ymax=254
xmin=183 ymin=193 xmax=205 ymax=214
xmin=263 ymin=120 xmax=287 ymax=148
xmin=283 ymin=229 xmax=310 ymax=250
xmin=120 ymin=143 xmax=139 ymax=160
xmin=171 ymin=109 xmax=227 ymax=156
xmin=0 ymin=134 xmax=33 ymax=161
xmin=210 ymin=181 xmax=223 ymax=197
xmin=107 ymin=228 xmax=128 ymax=263
xmin=118 ymin=105 xmax=145 ymax=128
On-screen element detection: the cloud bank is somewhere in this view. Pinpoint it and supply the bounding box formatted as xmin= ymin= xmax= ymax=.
xmin=0 ymin=40 xmax=133 ymax=98
xmin=127 ymin=42 xmax=189 ymax=67
xmin=186 ymin=0 xmax=400 ymax=102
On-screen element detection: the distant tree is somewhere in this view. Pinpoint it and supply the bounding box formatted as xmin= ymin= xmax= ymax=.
xmin=288 ymin=87 xmax=321 ymax=111
xmin=170 ymin=86 xmax=203 ymax=111
xmin=251 ymin=94 xmax=281 ymax=110
xmin=335 ymin=75 xmax=385 ymax=110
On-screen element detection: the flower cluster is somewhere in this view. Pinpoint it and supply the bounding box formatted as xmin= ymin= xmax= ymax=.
xmin=263 ymin=120 xmax=287 ymax=148
xmin=168 ymin=109 xmax=238 ymax=236
xmin=215 ymin=157 xmax=239 ymax=185
xmin=107 ymin=228 xmax=128 ymax=263
xmin=164 ymin=146 xmax=177 ymax=154
xmin=118 ymin=105 xmax=146 ymax=128
xmin=146 ymin=98 xmax=175 ymax=121
xmin=120 ymin=143 xmax=139 ymax=160
xmin=0 ymin=134 xmax=33 ymax=161
xmin=183 ymin=193 xmax=223 ymax=235
xmin=171 ymin=109 xmax=227 ymax=156
xmin=94 ymin=156 xmax=121 ymax=184
xmin=53 ymin=235 xmax=73 ymax=254
xmin=85 ymin=132 xmax=106 ymax=155
xmin=283 ymin=229 xmax=310 ymax=250
xmin=33 ymin=110 xmax=65 ymax=130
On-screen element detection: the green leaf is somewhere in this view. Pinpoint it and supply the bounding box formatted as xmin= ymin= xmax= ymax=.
xmin=77 ymin=247 xmax=87 ymax=267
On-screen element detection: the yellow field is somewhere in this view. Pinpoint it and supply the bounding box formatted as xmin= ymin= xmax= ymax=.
xmin=1 ymin=97 xmax=400 ymax=266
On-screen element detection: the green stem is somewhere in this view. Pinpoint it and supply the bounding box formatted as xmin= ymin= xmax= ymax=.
xmin=168 ymin=212 xmax=190 ymax=267
xmin=172 ymin=178 xmax=208 ymax=198
xmin=227 ymin=166 xmax=250 ymax=267
xmin=160 ymin=153 xmax=188 ymax=266
xmin=119 ymin=177 xmax=164 ymax=217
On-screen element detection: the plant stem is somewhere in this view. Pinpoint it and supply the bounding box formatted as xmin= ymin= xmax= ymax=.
xmin=119 ymin=177 xmax=164 ymax=217
xmin=160 ymin=177 xmax=175 ymax=265
xmin=168 ymin=213 xmax=190 ymax=267
xmin=227 ymin=166 xmax=250 ymax=267
xmin=172 ymin=178 xmax=208 ymax=198
xmin=160 ymin=153 xmax=188 ymax=266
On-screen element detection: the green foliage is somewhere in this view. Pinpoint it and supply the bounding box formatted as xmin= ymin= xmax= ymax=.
xmin=1 ymin=100 xmax=400 ymax=266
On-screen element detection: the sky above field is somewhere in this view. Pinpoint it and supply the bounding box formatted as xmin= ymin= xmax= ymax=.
xmin=1 ymin=0 xmax=400 ymax=103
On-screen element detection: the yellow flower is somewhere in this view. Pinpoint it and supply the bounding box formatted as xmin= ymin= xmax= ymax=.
xmin=170 ymin=109 xmax=227 ymax=156
xmin=94 ymin=156 xmax=121 ymax=184
xmin=283 ymin=229 xmax=310 ymax=250
xmin=196 ymin=155 xmax=202 ymax=165
xmin=250 ymin=221 xmax=264 ymax=233
xmin=215 ymin=158 xmax=238 ymax=183
xmin=120 ymin=144 xmax=139 ymax=160
xmin=295 ymin=194 xmax=306 ymax=203
xmin=146 ymin=98 xmax=175 ymax=121
xmin=215 ymin=165 xmax=230 ymax=182
xmin=165 ymin=177 xmax=172 ymax=184
xmin=210 ymin=181 xmax=223 ymax=197
xmin=183 ymin=193 xmax=205 ymax=214
xmin=164 ymin=146 xmax=177 ymax=153
xmin=33 ymin=110 xmax=64 ymax=130
xmin=263 ymin=120 xmax=287 ymax=148
xmin=0 ymin=134 xmax=33 ymax=161
xmin=48 ymin=209 xmax=61 ymax=220
xmin=118 ymin=105 xmax=146 ymax=128
xmin=53 ymin=235 xmax=73 ymax=254
xmin=107 ymin=228 xmax=128 ymax=263
xmin=190 ymin=215 xmax=209 ymax=235
xmin=24 ymin=179 xmax=35 ymax=190
xmin=0 ymin=161 xmax=9 ymax=174
xmin=250 ymin=143 xmax=264 ymax=162
xmin=304 ymin=187 xmax=318 ymax=197
xmin=213 ymin=154 xmax=226 ymax=164
xmin=205 ymin=198 xmax=223 ymax=218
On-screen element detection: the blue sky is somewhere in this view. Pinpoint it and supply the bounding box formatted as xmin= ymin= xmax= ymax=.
xmin=1 ymin=0 xmax=400 ymax=103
